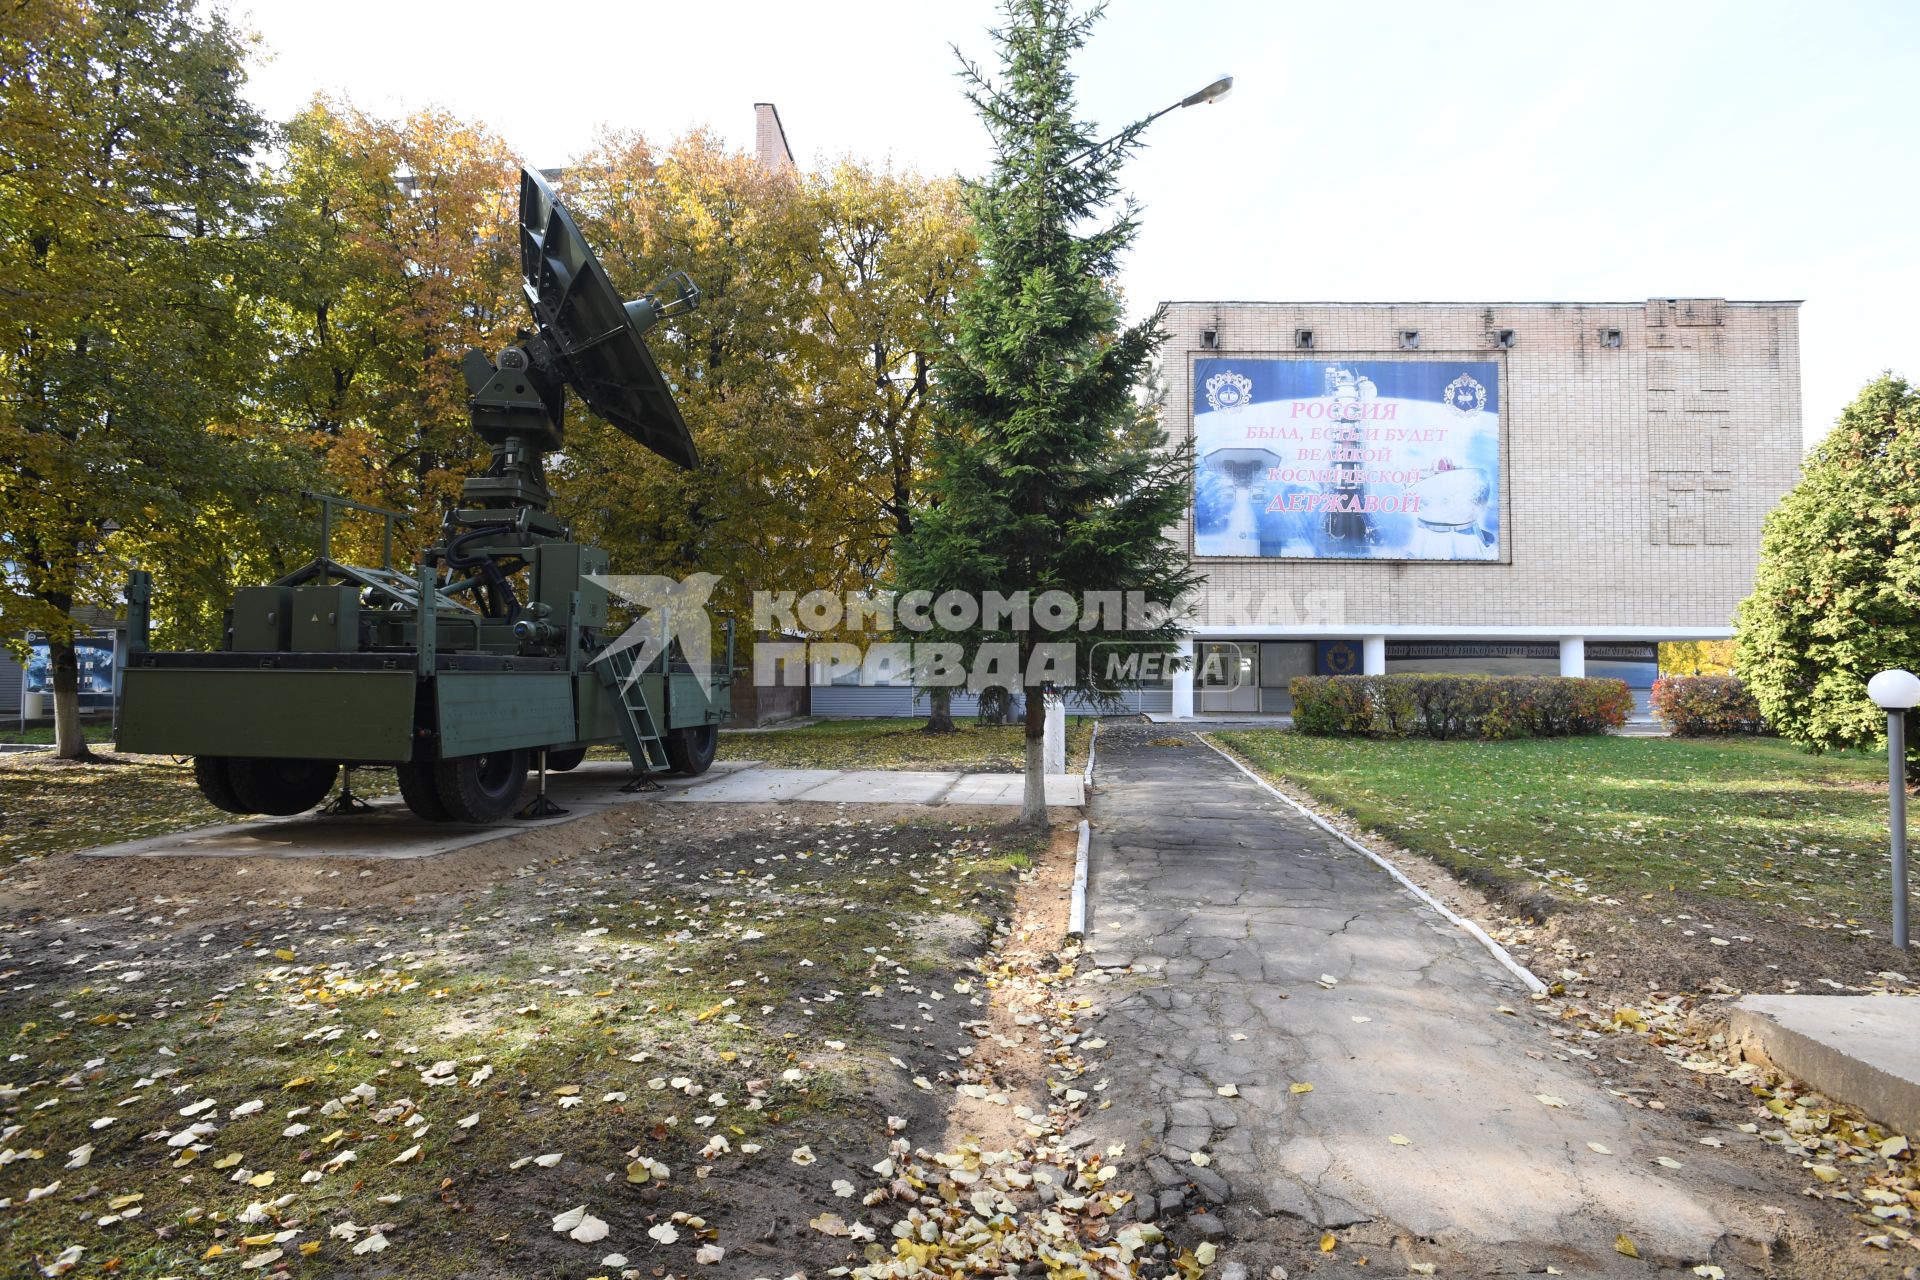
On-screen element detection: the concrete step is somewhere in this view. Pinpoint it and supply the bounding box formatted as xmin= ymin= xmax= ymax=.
xmin=1730 ymin=994 xmax=1920 ymax=1139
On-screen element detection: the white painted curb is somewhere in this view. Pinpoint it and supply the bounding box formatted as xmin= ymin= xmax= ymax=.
xmin=1197 ymin=735 xmax=1548 ymax=995
xmin=1068 ymin=818 xmax=1090 ymax=938
xmin=1082 ymin=719 xmax=1100 ymax=791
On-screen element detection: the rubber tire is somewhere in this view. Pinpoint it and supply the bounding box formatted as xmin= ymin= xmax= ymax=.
xmin=227 ymin=758 xmax=340 ymax=817
xmin=193 ymin=756 xmax=251 ymax=814
xmin=395 ymin=761 xmax=452 ymax=822
xmin=664 ymin=724 xmax=718 ymax=776
xmin=543 ymin=746 xmax=588 ymax=773
xmin=432 ymin=749 xmax=528 ymax=823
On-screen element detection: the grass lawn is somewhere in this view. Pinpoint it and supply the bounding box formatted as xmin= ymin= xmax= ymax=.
xmin=0 ymin=756 xmax=395 ymax=867
xmin=717 ymin=716 xmax=1094 ymax=774
xmin=1212 ymin=731 xmax=1897 ymax=929
xmin=0 ymin=722 xmax=116 ymax=745
xmin=0 ymin=754 xmax=236 ymax=865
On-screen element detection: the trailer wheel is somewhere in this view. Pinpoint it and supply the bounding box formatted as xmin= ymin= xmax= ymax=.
xmin=665 ymin=724 xmax=718 ymax=776
xmin=227 ymin=758 xmax=340 ymax=816
xmin=543 ymin=746 xmax=588 ymax=773
xmin=395 ymin=762 xmax=452 ymax=822
xmin=433 ymin=749 xmax=528 ymax=823
xmin=193 ymin=756 xmax=251 ymax=814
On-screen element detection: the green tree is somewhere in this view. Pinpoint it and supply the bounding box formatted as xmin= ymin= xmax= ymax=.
xmin=0 ymin=0 xmax=281 ymax=757
xmin=1736 ymin=374 xmax=1920 ymax=776
xmin=896 ymin=0 xmax=1200 ymax=825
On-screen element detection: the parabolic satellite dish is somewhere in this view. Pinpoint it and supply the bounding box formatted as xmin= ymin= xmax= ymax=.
xmin=518 ymin=167 xmax=700 ymax=470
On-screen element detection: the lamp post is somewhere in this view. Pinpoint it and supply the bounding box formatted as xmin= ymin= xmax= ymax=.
xmin=1868 ymin=668 xmax=1920 ymax=948
xmin=1063 ymin=73 xmax=1234 ymax=167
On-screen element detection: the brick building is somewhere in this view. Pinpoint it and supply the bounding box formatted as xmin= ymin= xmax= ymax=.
xmin=1160 ymin=298 xmax=1802 ymax=716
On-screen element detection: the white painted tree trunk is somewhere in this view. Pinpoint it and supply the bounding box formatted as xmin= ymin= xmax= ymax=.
xmin=1021 ymin=696 xmax=1047 ymax=827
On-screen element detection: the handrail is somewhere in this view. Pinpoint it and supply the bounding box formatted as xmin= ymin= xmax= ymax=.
xmin=300 ymin=491 xmax=408 ymax=569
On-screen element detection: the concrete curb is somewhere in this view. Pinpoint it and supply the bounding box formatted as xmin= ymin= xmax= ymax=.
xmin=1068 ymin=819 xmax=1090 ymax=938
xmin=1197 ymin=733 xmax=1549 ymax=996
xmin=1082 ymin=719 xmax=1099 ymax=791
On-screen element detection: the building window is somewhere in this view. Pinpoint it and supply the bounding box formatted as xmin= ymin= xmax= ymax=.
xmin=1495 ymin=328 xmax=1515 ymax=349
xmin=1295 ymin=328 xmax=1314 ymax=350
xmin=1600 ymin=327 xmax=1623 ymax=348
xmin=1398 ymin=329 xmax=1420 ymax=350
xmin=1200 ymin=328 xmax=1219 ymax=350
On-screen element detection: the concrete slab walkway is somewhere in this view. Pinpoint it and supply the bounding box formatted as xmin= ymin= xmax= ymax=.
xmin=79 ymin=760 xmax=1083 ymax=861
xmin=1079 ymin=724 xmax=1773 ymax=1275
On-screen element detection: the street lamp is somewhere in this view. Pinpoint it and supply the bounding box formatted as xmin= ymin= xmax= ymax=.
xmin=1064 ymin=73 xmax=1234 ymax=167
xmin=1162 ymin=73 xmax=1235 ymax=116
xmin=1868 ymin=668 xmax=1920 ymax=949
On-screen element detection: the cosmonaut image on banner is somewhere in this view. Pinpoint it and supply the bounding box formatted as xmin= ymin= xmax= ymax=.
xmin=1191 ymin=358 xmax=1502 ymax=560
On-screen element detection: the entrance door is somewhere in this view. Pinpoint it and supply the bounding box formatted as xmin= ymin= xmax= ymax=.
xmin=1197 ymin=642 xmax=1259 ymax=713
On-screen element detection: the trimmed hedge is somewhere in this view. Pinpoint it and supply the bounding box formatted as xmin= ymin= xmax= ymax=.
xmin=1290 ymin=674 xmax=1633 ymax=740
xmin=1650 ymin=675 xmax=1769 ymax=736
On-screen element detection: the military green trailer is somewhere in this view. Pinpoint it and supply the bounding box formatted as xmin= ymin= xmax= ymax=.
xmin=118 ymin=167 xmax=732 ymax=823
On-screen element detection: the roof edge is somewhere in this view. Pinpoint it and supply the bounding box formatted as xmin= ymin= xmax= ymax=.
xmin=1158 ymin=299 xmax=1804 ymax=308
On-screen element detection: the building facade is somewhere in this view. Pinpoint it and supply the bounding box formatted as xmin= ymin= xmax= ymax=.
xmin=1162 ymin=297 xmax=1802 ymax=715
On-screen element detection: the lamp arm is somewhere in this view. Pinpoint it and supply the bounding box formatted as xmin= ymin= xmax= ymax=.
xmin=1063 ymin=102 xmax=1177 ymax=169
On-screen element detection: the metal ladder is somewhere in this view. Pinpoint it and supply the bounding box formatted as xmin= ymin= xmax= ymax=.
xmin=596 ymin=647 xmax=672 ymax=780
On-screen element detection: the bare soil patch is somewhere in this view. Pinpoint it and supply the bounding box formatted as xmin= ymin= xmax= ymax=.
xmin=0 ymin=800 xmax=1056 ymax=1278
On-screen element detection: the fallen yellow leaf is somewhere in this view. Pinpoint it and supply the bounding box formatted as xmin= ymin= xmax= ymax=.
xmin=1615 ymin=1233 xmax=1639 ymax=1259
xmin=1320 ymin=1232 xmax=1338 ymax=1252
xmin=1290 ymin=1082 xmax=1314 ymax=1095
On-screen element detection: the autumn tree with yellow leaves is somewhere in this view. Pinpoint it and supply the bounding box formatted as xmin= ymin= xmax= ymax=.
xmin=0 ymin=0 xmax=293 ymax=758
xmin=553 ymin=134 xmax=975 ymax=624
xmin=257 ymin=102 xmax=522 ymax=567
xmin=5 ymin=2 xmax=972 ymax=756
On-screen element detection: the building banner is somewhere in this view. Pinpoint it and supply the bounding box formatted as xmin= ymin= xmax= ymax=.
xmin=1192 ymin=358 xmax=1502 ymax=560
xmin=22 ymin=634 xmax=118 ymax=708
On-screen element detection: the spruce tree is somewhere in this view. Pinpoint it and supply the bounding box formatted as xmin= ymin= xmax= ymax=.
xmin=898 ymin=0 xmax=1199 ymax=825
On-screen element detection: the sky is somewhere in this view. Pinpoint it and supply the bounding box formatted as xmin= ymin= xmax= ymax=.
xmin=227 ymin=0 xmax=1920 ymax=448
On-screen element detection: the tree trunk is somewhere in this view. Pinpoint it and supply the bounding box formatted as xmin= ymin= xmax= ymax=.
xmin=924 ymin=686 xmax=956 ymax=734
xmin=49 ymin=637 xmax=94 ymax=761
xmin=1020 ymin=689 xmax=1046 ymax=828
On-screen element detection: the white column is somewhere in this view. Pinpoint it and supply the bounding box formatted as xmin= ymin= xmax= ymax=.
xmin=1559 ymin=637 xmax=1586 ymax=678
xmin=1172 ymin=637 xmax=1196 ymax=719
xmin=1362 ymin=635 xmax=1387 ymax=675
xmin=1043 ymin=693 xmax=1066 ymax=773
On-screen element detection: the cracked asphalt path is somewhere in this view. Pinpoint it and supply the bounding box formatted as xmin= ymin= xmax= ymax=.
xmin=1080 ymin=724 xmax=1780 ymax=1276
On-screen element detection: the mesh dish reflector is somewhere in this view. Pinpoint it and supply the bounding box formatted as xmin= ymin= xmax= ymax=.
xmin=518 ymin=167 xmax=699 ymax=470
